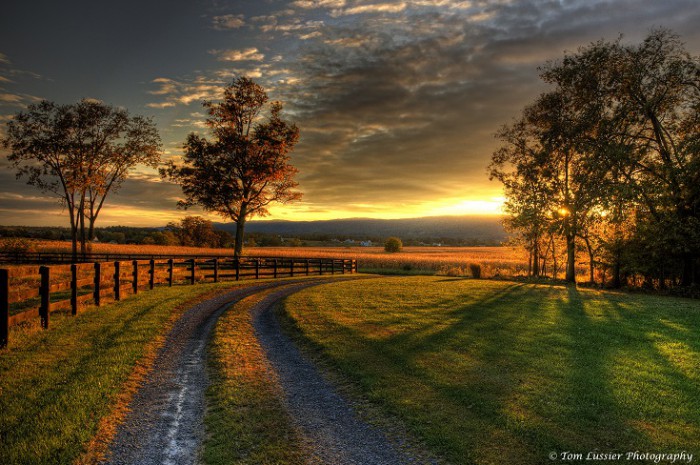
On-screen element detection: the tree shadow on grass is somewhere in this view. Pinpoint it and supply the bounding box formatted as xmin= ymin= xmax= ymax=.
xmin=302 ymin=281 xmax=700 ymax=464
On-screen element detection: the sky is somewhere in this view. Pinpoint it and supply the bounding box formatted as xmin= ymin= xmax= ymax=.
xmin=1 ymin=0 xmax=700 ymax=227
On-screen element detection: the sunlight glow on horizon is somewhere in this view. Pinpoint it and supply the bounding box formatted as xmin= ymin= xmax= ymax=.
xmin=102 ymin=195 xmax=507 ymax=225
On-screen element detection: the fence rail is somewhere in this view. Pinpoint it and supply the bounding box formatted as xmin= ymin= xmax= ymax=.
xmin=0 ymin=251 xmax=262 ymax=264
xmin=0 ymin=256 xmax=357 ymax=348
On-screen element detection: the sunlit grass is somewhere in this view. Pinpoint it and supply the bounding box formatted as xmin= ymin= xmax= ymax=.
xmin=282 ymin=277 xmax=700 ymax=464
xmin=0 ymin=281 xmax=250 ymax=465
xmin=204 ymin=288 xmax=308 ymax=465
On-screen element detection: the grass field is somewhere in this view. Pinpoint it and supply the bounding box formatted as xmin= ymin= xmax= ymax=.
xmin=19 ymin=240 xmax=529 ymax=278
xmin=0 ymin=281 xmax=258 ymax=465
xmin=282 ymin=276 xmax=700 ymax=464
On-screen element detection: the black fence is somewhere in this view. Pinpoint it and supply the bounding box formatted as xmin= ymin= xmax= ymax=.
xmin=0 ymin=256 xmax=357 ymax=348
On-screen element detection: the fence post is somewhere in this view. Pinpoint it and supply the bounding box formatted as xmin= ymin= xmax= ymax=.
xmin=190 ymin=259 xmax=196 ymax=285
xmin=331 ymin=259 xmax=336 ymax=275
xmin=1 ymin=269 xmax=9 ymax=348
xmin=39 ymin=266 xmax=50 ymax=329
xmin=273 ymin=259 xmax=278 ymax=279
xmin=168 ymin=259 xmax=174 ymax=287
xmin=149 ymin=259 xmax=155 ymax=289
xmin=114 ymin=262 xmax=121 ymax=301
xmin=306 ymin=259 xmax=310 ymax=276
xmin=71 ymin=264 xmax=78 ymax=315
xmin=290 ymin=259 xmax=294 ymax=277
xmin=319 ymin=259 xmax=324 ymax=275
xmin=94 ymin=262 xmax=101 ymax=307
xmin=341 ymin=259 xmax=345 ymax=274
xmin=132 ymin=260 xmax=139 ymax=295
xmin=214 ymin=258 xmax=219 ymax=283
xmin=255 ymin=259 xmax=260 ymax=279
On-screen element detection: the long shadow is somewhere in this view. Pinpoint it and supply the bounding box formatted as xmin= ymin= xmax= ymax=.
xmin=552 ymin=286 xmax=647 ymax=450
xmin=304 ymin=282 xmax=578 ymax=463
xmin=597 ymin=294 xmax=700 ymax=444
xmin=294 ymin=281 xmax=700 ymax=463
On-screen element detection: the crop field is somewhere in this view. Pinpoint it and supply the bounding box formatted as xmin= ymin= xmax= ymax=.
xmin=18 ymin=240 xmax=529 ymax=278
xmin=282 ymin=276 xmax=700 ymax=464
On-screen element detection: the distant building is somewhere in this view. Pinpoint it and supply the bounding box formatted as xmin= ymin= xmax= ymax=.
xmin=360 ymin=240 xmax=372 ymax=247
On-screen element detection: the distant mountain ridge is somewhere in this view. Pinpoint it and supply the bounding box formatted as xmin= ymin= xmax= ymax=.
xmin=216 ymin=215 xmax=507 ymax=242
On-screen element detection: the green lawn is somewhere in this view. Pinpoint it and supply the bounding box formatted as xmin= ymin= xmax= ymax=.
xmin=282 ymin=276 xmax=700 ymax=465
xmin=0 ymin=281 xmax=251 ymax=465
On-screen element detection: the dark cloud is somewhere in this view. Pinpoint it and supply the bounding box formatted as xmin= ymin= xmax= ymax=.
xmin=2 ymin=0 xmax=700 ymax=224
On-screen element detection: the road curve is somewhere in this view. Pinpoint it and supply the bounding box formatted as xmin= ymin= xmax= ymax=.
xmin=102 ymin=278 xmax=347 ymax=465
xmin=103 ymin=276 xmax=441 ymax=465
xmin=252 ymin=281 xmax=444 ymax=465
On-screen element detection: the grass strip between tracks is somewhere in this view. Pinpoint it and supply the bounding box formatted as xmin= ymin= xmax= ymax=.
xmin=204 ymin=286 xmax=308 ymax=465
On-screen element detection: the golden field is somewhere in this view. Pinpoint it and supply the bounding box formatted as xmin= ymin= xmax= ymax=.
xmin=15 ymin=241 xmax=528 ymax=278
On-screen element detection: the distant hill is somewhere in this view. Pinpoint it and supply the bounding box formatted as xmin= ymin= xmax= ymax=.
xmin=216 ymin=215 xmax=507 ymax=244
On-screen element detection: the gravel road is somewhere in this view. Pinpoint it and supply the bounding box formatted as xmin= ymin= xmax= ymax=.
xmin=252 ymin=282 xmax=443 ymax=465
xmin=104 ymin=276 xmax=441 ymax=465
xmin=102 ymin=279 xmax=336 ymax=465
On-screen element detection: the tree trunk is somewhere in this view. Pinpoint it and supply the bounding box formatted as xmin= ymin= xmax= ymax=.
xmin=234 ymin=218 xmax=246 ymax=258
xmin=612 ymin=256 xmax=621 ymax=288
xmin=565 ymin=233 xmax=576 ymax=283
xmin=79 ymin=201 xmax=87 ymax=257
xmin=88 ymin=215 xmax=96 ymax=243
xmin=68 ymin=200 xmax=78 ymax=263
xmin=532 ymin=237 xmax=540 ymax=277
xmin=681 ymin=256 xmax=693 ymax=287
xmin=70 ymin=221 xmax=78 ymax=263
xmin=551 ymin=234 xmax=558 ymax=280
xmin=583 ymin=235 xmax=595 ymax=284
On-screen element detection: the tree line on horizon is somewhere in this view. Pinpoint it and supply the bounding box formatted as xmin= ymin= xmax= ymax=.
xmin=490 ymin=29 xmax=700 ymax=290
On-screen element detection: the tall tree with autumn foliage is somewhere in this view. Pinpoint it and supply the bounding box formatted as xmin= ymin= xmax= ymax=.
xmin=162 ymin=77 xmax=302 ymax=257
xmin=492 ymin=29 xmax=700 ymax=289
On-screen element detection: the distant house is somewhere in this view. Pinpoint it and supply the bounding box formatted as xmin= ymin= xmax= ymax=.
xmin=360 ymin=240 xmax=372 ymax=247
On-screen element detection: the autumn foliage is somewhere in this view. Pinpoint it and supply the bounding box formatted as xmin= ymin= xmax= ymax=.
xmin=491 ymin=30 xmax=700 ymax=289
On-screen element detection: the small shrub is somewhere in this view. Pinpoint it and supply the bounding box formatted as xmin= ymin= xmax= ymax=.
xmin=469 ymin=263 xmax=482 ymax=279
xmin=384 ymin=237 xmax=403 ymax=253
xmin=402 ymin=264 xmax=413 ymax=271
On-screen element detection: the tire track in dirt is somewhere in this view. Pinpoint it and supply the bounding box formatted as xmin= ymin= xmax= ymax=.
xmin=252 ymin=281 xmax=444 ymax=465
xmin=102 ymin=278 xmax=347 ymax=465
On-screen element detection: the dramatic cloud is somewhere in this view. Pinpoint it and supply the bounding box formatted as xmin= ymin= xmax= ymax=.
xmin=146 ymin=76 xmax=224 ymax=108
xmin=332 ymin=2 xmax=407 ymax=16
xmin=210 ymin=47 xmax=266 ymax=62
xmin=212 ymin=14 xmax=245 ymax=30
xmin=291 ymin=0 xmax=346 ymax=9
xmin=2 ymin=0 xmax=700 ymax=225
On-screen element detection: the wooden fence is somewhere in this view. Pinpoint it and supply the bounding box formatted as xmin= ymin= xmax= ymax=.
xmin=0 ymin=256 xmax=357 ymax=348
xmin=0 ymin=251 xmax=246 ymax=264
